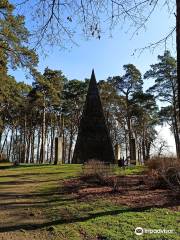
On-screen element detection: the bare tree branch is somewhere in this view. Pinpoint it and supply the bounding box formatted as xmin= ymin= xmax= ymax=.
xmin=12 ymin=0 xmax=175 ymax=51
xmin=134 ymin=26 xmax=176 ymax=55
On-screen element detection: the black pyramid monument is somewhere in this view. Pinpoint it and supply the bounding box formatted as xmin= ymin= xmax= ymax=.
xmin=72 ymin=70 xmax=115 ymax=164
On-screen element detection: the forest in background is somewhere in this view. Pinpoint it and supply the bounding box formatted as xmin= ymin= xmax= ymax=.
xmin=0 ymin=1 xmax=179 ymax=164
xmin=0 ymin=51 xmax=179 ymax=164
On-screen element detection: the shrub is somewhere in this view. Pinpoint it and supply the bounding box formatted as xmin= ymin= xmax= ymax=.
xmin=145 ymin=157 xmax=180 ymax=191
xmin=146 ymin=157 xmax=179 ymax=170
xmin=81 ymin=160 xmax=121 ymax=192
xmin=82 ymin=159 xmax=113 ymax=183
xmin=109 ymin=176 xmax=120 ymax=192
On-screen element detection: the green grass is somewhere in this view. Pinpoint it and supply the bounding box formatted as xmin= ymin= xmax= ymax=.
xmin=42 ymin=197 xmax=180 ymax=240
xmin=113 ymin=165 xmax=145 ymax=175
xmin=0 ymin=163 xmax=179 ymax=240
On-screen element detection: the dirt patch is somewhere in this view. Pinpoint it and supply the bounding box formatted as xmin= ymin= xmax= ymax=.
xmin=62 ymin=175 xmax=180 ymax=211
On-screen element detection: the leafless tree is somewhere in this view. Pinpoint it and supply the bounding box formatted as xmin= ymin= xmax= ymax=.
xmin=14 ymin=1 xmax=175 ymax=48
xmin=154 ymin=137 xmax=170 ymax=157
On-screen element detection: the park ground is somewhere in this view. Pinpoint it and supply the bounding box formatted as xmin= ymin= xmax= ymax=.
xmin=0 ymin=163 xmax=179 ymax=240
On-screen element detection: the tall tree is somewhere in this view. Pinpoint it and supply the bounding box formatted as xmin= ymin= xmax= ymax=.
xmin=98 ymin=79 xmax=125 ymax=148
xmin=132 ymin=92 xmax=158 ymax=161
xmin=0 ymin=0 xmax=38 ymax=71
xmin=111 ymin=64 xmax=143 ymax=161
xmin=0 ymin=0 xmax=38 ymax=160
xmin=62 ymin=79 xmax=88 ymax=163
xmin=176 ymin=0 xmax=180 ymax=126
xmin=30 ymin=68 xmax=66 ymax=163
xmin=144 ymin=51 xmax=180 ymax=157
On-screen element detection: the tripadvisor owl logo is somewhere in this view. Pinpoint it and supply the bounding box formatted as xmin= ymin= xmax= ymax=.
xmin=134 ymin=227 xmax=175 ymax=235
xmin=135 ymin=227 xmax=144 ymax=235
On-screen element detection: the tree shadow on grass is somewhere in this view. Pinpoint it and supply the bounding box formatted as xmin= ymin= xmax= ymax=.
xmin=0 ymin=206 xmax=159 ymax=233
xmin=0 ymin=164 xmax=47 ymax=170
xmin=0 ymin=195 xmax=74 ymax=211
xmin=0 ymin=178 xmax=60 ymax=186
xmin=0 ymin=172 xmax=68 ymax=178
xmin=0 ymin=203 xmax=179 ymax=233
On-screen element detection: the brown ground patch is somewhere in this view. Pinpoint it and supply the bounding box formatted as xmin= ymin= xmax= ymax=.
xmin=0 ymin=172 xmax=179 ymax=240
xmin=61 ymin=175 xmax=180 ymax=211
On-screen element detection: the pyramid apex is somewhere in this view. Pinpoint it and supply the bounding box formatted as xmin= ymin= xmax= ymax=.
xmin=91 ymin=69 xmax=96 ymax=79
xmin=88 ymin=69 xmax=98 ymax=95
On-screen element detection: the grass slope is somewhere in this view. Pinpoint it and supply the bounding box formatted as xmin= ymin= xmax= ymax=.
xmin=0 ymin=163 xmax=179 ymax=240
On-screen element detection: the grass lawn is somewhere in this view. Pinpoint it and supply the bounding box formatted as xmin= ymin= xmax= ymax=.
xmin=0 ymin=163 xmax=179 ymax=240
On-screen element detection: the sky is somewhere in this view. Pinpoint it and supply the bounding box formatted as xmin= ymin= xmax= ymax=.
xmin=9 ymin=0 xmax=176 ymax=154
xmin=10 ymin=1 xmax=176 ymax=86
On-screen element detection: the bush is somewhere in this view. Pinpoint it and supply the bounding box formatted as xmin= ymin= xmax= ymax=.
xmin=82 ymin=159 xmax=113 ymax=183
xmin=81 ymin=160 xmax=121 ymax=192
xmin=146 ymin=157 xmax=179 ymax=170
xmin=145 ymin=157 xmax=180 ymax=191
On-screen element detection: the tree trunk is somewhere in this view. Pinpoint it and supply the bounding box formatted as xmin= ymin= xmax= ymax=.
xmin=8 ymin=128 xmax=14 ymax=161
xmin=26 ymin=131 xmax=31 ymax=164
xmin=176 ymin=0 xmax=180 ymax=155
xmin=46 ymin=133 xmax=49 ymax=163
xmin=124 ymin=128 xmax=128 ymax=163
xmin=142 ymin=139 xmax=146 ymax=162
xmin=40 ymin=97 xmax=46 ymax=164
xmin=50 ymin=125 xmax=55 ymax=164
xmin=15 ymin=127 xmax=19 ymax=163
xmin=37 ymin=129 xmax=41 ymax=163
xmin=68 ymin=134 xmax=73 ymax=164
xmin=67 ymin=118 xmax=73 ymax=164
xmin=63 ymin=135 xmax=67 ymax=163
xmin=0 ymin=129 xmax=9 ymax=154
xmin=145 ymin=141 xmax=151 ymax=161
xmin=23 ymin=113 xmax=27 ymax=163
xmin=172 ymin=106 xmax=180 ymax=157
xmin=30 ymin=129 xmax=35 ymax=163
xmin=0 ymin=131 xmax=2 ymax=150
xmin=46 ymin=128 xmax=49 ymax=163
xmin=19 ymin=127 xmax=23 ymax=163
xmin=62 ymin=116 xmax=65 ymax=163
xmin=127 ymin=117 xmax=131 ymax=155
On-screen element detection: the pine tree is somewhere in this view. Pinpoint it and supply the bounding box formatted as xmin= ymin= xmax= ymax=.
xmin=145 ymin=51 xmax=180 ymax=157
